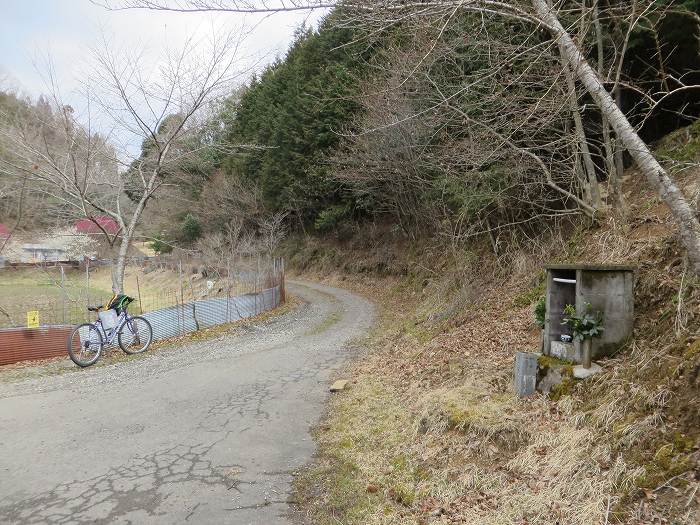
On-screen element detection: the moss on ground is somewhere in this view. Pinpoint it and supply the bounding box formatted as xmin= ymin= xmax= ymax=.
xmin=682 ymin=339 xmax=700 ymax=360
xmin=295 ymin=377 xmax=418 ymax=524
xmin=537 ymin=355 xmax=574 ymax=373
xmin=633 ymin=438 xmax=694 ymax=490
xmin=550 ymin=376 xmax=576 ymax=401
xmin=304 ymin=311 xmax=341 ymax=336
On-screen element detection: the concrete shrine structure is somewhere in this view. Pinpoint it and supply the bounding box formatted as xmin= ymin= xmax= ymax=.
xmin=544 ymin=263 xmax=635 ymax=363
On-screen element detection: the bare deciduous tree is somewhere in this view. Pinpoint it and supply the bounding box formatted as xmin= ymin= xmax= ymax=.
xmin=109 ymin=0 xmax=700 ymax=271
xmin=0 ymin=33 xmax=246 ymax=292
xmin=103 ymin=0 xmax=333 ymax=13
xmin=0 ymin=173 xmax=28 ymax=256
xmin=331 ymin=13 xmax=597 ymax=247
xmin=257 ymin=212 xmax=288 ymax=259
xmin=532 ymin=0 xmax=700 ymax=271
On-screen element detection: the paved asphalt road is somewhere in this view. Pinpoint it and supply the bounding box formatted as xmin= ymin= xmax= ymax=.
xmin=0 ymin=281 xmax=375 ymax=525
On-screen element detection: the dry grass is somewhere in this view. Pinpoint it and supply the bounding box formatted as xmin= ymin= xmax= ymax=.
xmin=294 ymin=158 xmax=700 ymax=524
xmin=297 ymin=270 xmax=641 ymax=525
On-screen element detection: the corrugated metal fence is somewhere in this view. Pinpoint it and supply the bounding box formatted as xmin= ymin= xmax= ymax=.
xmin=0 ymin=257 xmax=285 ymax=366
xmin=140 ymin=285 xmax=283 ymax=342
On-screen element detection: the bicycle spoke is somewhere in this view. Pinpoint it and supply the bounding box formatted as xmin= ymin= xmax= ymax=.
xmin=67 ymin=323 xmax=102 ymax=367
xmin=118 ymin=316 xmax=152 ymax=354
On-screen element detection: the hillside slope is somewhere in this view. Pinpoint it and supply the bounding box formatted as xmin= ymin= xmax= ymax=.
xmin=292 ymin=122 xmax=700 ymax=524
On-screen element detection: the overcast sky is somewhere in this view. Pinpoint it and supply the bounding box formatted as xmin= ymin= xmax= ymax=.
xmin=0 ymin=0 xmax=327 ymax=101
xmin=0 ymin=0 xmax=328 ymax=157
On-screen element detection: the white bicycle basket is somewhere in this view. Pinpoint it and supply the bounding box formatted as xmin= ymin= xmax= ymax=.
xmin=98 ymin=309 xmax=119 ymax=330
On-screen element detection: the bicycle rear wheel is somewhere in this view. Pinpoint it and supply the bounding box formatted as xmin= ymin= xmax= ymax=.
xmin=118 ymin=316 xmax=153 ymax=354
xmin=67 ymin=323 xmax=104 ymax=367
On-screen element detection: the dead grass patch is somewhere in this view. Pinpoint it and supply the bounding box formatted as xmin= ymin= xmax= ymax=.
xmin=294 ymin=190 xmax=700 ymax=524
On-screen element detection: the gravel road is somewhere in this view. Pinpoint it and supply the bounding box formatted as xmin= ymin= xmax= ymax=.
xmin=0 ymin=280 xmax=374 ymax=524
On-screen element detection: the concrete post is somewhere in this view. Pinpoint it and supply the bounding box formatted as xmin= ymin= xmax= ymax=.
xmin=514 ymin=352 xmax=538 ymax=398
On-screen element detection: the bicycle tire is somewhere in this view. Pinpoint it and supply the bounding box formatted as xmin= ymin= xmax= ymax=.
xmin=118 ymin=316 xmax=153 ymax=354
xmin=67 ymin=323 xmax=104 ymax=367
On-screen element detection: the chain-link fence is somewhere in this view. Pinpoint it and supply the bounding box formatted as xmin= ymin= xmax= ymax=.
xmin=0 ymin=256 xmax=285 ymax=366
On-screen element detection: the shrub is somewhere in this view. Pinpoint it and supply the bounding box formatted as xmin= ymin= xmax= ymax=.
xmin=150 ymin=237 xmax=173 ymax=254
xmin=314 ymin=204 xmax=351 ymax=232
xmin=534 ymin=296 xmax=546 ymax=328
xmin=180 ymin=214 xmax=202 ymax=243
xmin=561 ymin=303 xmax=604 ymax=341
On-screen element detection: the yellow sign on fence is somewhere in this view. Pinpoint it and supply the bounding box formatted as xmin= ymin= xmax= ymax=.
xmin=27 ymin=310 xmax=39 ymax=329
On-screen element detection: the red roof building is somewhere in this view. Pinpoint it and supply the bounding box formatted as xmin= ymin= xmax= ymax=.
xmin=74 ymin=216 xmax=120 ymax=235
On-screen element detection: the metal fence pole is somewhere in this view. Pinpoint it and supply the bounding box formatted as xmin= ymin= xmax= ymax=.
xmin=85 ymin=259 xmax=90 ymax=307
xmin=179 ymin=259 xmax=185 ymax=336
xmin=60 ymin=265 xmax=66 ymax=324
xmin=136 ymin=274 xmax=143 ymax=315
xmin=275 ymin=258 xmax=279 ymax=306
xmin=281 ymin=257 xmax=286 ymax=303
xmin=254 ymin=257 xmax=259 ymax=315
xmin=228 ymin=260 xmax=233 ymax=323
xmin=187 ymin=274 xmax=199 ymax=332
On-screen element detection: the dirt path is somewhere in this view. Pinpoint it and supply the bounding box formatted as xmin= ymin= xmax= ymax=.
xmin=0 ymin=280 xmax=375 ymax=524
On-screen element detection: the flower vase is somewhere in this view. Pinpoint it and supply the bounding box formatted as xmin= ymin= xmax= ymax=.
xmin=582 ymin=338 xmax=592 ymax=369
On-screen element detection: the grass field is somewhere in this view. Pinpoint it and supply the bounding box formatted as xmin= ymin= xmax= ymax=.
xmin=0 ymin=266 xmax=111 ymax=328
xmin=0 ymin=263 xmax=256 ymax=329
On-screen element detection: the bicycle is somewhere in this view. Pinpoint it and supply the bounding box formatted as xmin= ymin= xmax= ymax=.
xmin=67 ymin=295 xmax=153 ymax=367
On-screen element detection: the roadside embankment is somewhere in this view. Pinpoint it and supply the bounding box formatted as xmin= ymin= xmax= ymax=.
xmin=291 ymin=149 xmax=700 ymax=524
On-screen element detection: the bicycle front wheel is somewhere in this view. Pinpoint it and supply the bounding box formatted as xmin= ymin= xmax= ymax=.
xmin=67 ymin=323 xmax=104 ymax=367
xmin=118 ymin=316 xmax=153 ymax=354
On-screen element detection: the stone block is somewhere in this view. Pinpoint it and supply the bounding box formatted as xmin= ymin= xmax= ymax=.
xmin=537 ymin=366 xmax=563 ymax=394
xmin=550 ymin=341 xmax=581 ymax=362
xmin=573 ymin=363 xmax=603 ymax=379
xmin=330 ymin=379 xmax=349 ymax=392
xmin=514 ymin=352 xmax=538 ymax=398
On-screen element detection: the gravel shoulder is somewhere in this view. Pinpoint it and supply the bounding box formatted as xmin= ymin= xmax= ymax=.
xmin=0 ymin=280 xmax=375 ymax=524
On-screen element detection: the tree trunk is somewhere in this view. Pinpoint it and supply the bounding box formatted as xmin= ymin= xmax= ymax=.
xmin=112 ymin=195 xmax=150 ymax=294
xmin=604 ymin=90 xmax=626 ymax=214
xmin=592 ymin=0 xmax=626 ymax=214
xmin=112 ymin=235 xmax=130 ymax=295
xmin=533 ymin=0 xmax=700 ymax=273
xmin=613 ymin=88 xmax=627 ymax=206
xmin=557 ymin=41 xmax=602 ymax=209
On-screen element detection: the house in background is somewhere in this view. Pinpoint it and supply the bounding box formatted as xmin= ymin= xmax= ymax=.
xmin=1 ymin=226 xmax=99 ymax=264
xmin=20 ymin=244 xmax=67 ymax=263
xmin=74 ymin=216 xmax=120 ymax=236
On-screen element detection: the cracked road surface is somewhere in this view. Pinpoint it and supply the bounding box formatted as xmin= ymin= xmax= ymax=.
xmin=0 ymin=280 xmax=374 ymax=524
